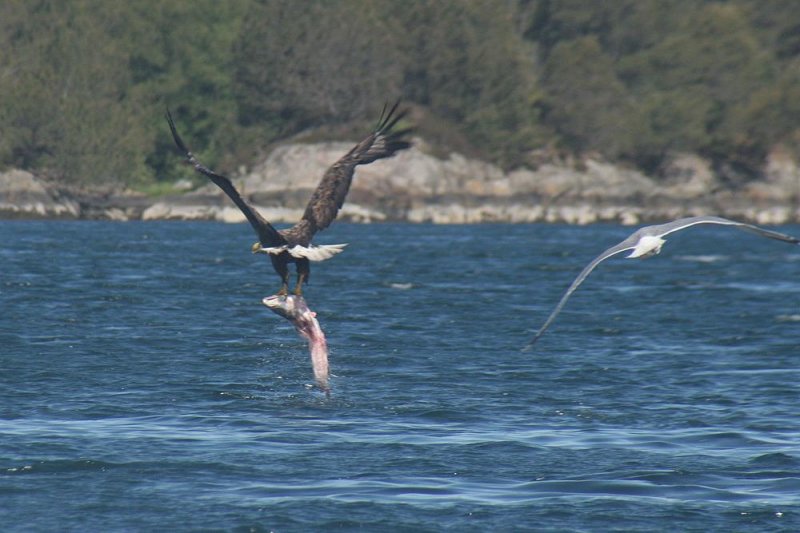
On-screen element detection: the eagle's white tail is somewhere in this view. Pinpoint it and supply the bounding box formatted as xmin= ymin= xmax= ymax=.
xmin=258 ymin=243 xmax=348 ymax=262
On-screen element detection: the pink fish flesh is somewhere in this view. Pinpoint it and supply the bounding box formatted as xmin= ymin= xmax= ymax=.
xmin=262 ymin=294 xmax=329 ymax=393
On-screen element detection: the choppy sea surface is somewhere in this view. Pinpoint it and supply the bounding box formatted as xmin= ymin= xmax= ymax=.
xmin=2 ymin=220 xmax=799 ymax=531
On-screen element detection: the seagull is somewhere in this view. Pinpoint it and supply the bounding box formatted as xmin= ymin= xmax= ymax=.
xmin=525 ymin=215 xmax=800 ymax=349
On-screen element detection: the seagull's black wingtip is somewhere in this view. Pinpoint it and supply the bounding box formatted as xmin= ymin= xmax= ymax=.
xmin=520 ymin=329 xmax=544 ymax=352
xmin=520 ymin=338 xmax=538 ymax=352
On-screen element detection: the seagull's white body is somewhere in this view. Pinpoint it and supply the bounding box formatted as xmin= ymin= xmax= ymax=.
xmin=525 ymin=216 xmax=800 ymax=349
xmin=627 ymin=235 xmax=666 ymax=258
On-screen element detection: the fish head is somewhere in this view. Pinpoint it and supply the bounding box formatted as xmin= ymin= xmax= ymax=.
xmin=262 ymin=294 xmax=313 ymax=319
xmin=263 ymin=294 xmax=295 ymax=319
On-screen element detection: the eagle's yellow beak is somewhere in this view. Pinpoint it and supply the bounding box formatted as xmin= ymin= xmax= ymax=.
xmin=251 ymin=242 xmax=262 ymax=254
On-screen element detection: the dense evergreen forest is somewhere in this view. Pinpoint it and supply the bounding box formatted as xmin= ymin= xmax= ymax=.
xmin=1 ymin=0 xmax=799 ymax=189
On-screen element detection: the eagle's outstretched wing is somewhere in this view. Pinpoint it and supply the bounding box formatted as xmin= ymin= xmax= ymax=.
xmin=281 ymin=101 xmax=412 ymax=245
xmin=166 ymin=110 xmax=286 ymax=247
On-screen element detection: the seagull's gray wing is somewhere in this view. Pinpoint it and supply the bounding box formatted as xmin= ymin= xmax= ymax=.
xmin=523 ymin=235 xmax=641 ymax=350
xmin=654 ymin=215 xmax=800 ymax=244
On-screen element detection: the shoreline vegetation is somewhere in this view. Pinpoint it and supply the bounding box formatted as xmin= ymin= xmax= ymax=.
xmin=2 ymin=2 xmax=800 ymax=225
xmin=2 ymin=143 xmax=799 ymax=225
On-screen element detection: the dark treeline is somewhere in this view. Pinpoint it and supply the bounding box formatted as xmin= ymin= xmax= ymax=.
xmin=1 ymin=0 xmax=799 ymax=189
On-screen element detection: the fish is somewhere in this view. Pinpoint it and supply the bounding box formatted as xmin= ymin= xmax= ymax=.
xmin=262 ymin=294 xmax=330 ymax=393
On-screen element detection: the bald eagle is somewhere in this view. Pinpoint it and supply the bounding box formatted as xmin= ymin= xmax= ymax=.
xmin=166 ymin=102 xmax=411 ymax=296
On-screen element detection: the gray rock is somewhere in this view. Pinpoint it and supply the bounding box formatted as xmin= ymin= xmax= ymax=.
xmin=4 ymin=140 xmax=800 ymax=224
xmin=0 ymin=169 xmax=80 ymax=218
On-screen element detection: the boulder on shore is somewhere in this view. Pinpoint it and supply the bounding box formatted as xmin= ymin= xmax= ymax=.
xmin=0 ymin=170 xmax=80 ymax=219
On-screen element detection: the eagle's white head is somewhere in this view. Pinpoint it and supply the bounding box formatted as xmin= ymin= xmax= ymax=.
xmin=627 ymin=235 xmax=665 ymax=259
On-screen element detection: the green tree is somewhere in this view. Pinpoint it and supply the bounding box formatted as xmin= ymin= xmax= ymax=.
xmin=1 ymin=0 xmax=799 ymax=189
xmin=540 ymin=36 xmax=641 ymax=159
xmin=392 ymin=1 xmax=545 ymax=167
xmin=621 ymin=3 xmax=777 ymax=174
xmin=125 ymin=0 xmax=252 ymax=178
xmin=0 ymin=1 xmax=152 ymax=184
xmin=234 ymin=0 xmax=404 ymax=141
xmin=0 ymin=0 xmax=251 ymax=185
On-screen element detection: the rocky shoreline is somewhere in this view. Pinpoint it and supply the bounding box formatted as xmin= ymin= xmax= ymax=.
xmin=2 ymin=143 xmax=799 ymax=225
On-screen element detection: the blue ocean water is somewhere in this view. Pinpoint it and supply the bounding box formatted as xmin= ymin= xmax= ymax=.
xmin=1 ymin=220 xmax=799 ymax=531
